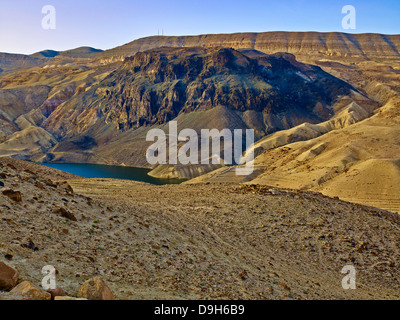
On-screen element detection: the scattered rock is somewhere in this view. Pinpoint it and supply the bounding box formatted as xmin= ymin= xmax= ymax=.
xmin=45 ymin=179 xmax=57 ymax=188
xmin=34 ymin=181 xmax=45 ymax=190
xmin=279 ymin=281 xmax=291 ymax=291
xmin=269 ymin=189 xmax=280 ymax=195
xmin=2 ymin=189 xmax=22 ymax=202
xmin=0 ymin=291 xmax=24 ymax=300
xmin=61 ymin=182 xmax=74 ymax=194
xmin=10 ymin=281 xmax=51 ymax=300
xmin=48 ymin=287 xmax=67 ymax=300
xmin=21 ymin=240 xmax=39 ymax=251
xmin=4 ymin=253 xmax=13 ymax=261
xmin=0 ymin=181 xmax=4 ymax=187
xmin=53 ymin=207 xmax=77 ymax=221
xmin=7 ymin=163 xmax=16 ymax=170
xmin=77 ymin=277 xmax=115 ymax=300
xmin=0 ymin=262 xmax=19 ymax=290
xmin=238 ymin=270 xmax=248 ymax=280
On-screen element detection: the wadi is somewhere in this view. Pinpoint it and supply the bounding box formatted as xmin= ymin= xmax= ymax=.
xmin=0 ymin=28 xmax=400 ymax=300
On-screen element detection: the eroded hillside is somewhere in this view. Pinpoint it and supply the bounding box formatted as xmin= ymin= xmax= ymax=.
xmin=188 ymin=53 xmax=400 ymax=213
xmin=0 ymin=45 xmax=364 ymax=168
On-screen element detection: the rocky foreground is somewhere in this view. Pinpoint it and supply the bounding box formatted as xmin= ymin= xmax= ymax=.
xmin=1 ymin=157 xmax=400 ymax=300
xmin=0 ymin=158 xmax=117 ymax=300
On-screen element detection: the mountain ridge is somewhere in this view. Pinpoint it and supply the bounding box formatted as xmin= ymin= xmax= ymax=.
xmin=104 ymin=31 xmax=400 ymax=59
xmin=0 ymin=47 xmax=104 ymax=74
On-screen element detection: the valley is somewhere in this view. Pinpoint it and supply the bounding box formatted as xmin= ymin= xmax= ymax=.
xmin=1 ymin=30 xmax=400 ymax=300
xmin=0 ymin=31 xmax=399 ymax=212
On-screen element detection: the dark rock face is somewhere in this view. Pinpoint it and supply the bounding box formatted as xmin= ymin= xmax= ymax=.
xmin=86 ymin=47 xmax=352 ymax=131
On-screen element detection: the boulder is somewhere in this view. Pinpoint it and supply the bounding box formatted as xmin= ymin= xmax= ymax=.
xmin=53 ymin=207 xmax=77 ymax=221
xmin=61 ymin=181 xmax=74 ymax=193
xmin=77 ymin=277 xmax=115 ymax=300
xmin=45 ymin=179 xmax=57 ymax=188
xmin=48 ymin=287 xmax=66 ymax=300
xmin=10 ymin=281 xmax=51 ymax=300
xmin=2 ymin=189 xmax=22 ymax=202
xmin=34 ymin=181 xmax=45 ymax=190
xmin=0 ymin=262 xmax=19 ymax=290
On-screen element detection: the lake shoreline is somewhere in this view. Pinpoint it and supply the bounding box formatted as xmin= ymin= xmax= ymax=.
xmin=36 ymin=162 xmax=186 ymax=185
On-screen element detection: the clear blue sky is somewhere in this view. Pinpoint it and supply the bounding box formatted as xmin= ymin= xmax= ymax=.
xmin=1 ymin=0 xmax=399 ymax=54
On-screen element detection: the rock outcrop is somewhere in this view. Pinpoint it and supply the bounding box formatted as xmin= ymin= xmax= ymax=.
xmin=45 ymin=47 xmax=352 ymax=135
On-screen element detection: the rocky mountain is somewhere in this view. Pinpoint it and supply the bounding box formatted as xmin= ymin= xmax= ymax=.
xmin=44 ymin=46 xmax=354 ymax=135
xmin=0 ymin=45 xmax=360 ymax=173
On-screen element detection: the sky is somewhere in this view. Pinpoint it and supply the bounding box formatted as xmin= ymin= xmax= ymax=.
xmin=0 ymin=0 xmax=399 ymax=54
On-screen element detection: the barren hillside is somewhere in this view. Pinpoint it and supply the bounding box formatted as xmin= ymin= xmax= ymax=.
xmin=1 ymin=158 xmax=400 ymax=300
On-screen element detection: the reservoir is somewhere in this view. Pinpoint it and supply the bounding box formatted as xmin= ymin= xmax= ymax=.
xmin=39 ymin=163 xmax=185 ymax=185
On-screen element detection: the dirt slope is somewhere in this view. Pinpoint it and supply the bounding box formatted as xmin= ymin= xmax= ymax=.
xmin=1 ymin=158 xmax=400 ymax=300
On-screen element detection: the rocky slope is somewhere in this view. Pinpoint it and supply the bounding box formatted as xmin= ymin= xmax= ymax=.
xmin=1 ymin=157 xmax=400 ymax=300
xmin=0 ymin=54 xmax=122 ymax=160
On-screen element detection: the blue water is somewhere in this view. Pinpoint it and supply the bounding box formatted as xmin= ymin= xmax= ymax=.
xmin=38 ymin=163 xmax=185 ymax=185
